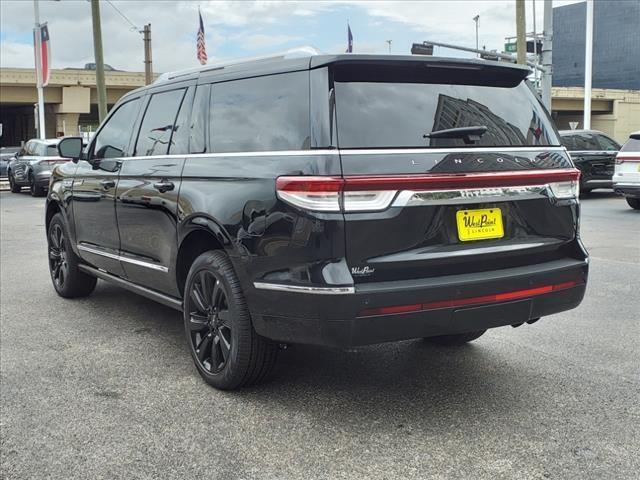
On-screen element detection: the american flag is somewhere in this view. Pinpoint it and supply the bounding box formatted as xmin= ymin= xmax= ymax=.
xmin=34 ymin=23 xmax=51 ymax=87
xmin=197 ymin=10 xmax=207 ymax=65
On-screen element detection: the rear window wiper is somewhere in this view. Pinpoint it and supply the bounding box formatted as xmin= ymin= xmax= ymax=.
xmin=423 ymin=125 xmax=488 ymax=145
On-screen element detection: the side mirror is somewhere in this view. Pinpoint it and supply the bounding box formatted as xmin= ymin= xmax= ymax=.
xmin=57 ymin=137 xmax=84 ymax=163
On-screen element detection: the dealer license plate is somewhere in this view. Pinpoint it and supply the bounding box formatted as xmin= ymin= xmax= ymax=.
xmin=456 ymin=208 xmax=504 ymax=242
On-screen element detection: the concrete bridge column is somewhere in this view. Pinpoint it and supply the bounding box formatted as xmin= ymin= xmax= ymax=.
xmin=55 ymin=112 xmax=80 ymax=137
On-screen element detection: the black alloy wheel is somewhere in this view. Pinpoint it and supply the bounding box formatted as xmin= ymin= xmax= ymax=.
xmin=188 ymin=270 xmax=234 ymax=374
xmin=183 ymin=250 xmax=277 ymax=390
xmin=49 ymin=222 xmax=69 ymax=289
xmin=47 ymin=213 xmax=97 ymax=298
xmin=8 ymin=172 xmax=21 ymax=193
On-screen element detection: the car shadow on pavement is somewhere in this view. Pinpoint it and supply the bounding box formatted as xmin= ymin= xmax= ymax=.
xmin=86 ymin=281 xmax=535 ymax=427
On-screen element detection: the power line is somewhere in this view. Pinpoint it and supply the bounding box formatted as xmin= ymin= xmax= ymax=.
xmin=104 ymin=0 xmax=140 ymax=33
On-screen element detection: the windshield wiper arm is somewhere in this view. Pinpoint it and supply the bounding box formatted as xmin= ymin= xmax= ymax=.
xmin=423 ymin=125 xmax=488 ymax=145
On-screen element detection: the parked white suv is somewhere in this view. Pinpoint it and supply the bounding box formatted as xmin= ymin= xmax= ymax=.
xmin=613 ymin=131 xmax=640 ymax=210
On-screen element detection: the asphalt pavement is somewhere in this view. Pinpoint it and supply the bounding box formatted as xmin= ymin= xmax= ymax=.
xmin=1 ymin=190 xmax=638 ymax=480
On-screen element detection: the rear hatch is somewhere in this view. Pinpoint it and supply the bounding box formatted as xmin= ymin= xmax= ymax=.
xmin=331 ymin=59 xmax=580 ymax=284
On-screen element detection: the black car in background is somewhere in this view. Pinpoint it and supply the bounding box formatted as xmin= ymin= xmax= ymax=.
xmin=47 ymin=53 xmax=588 ymax=390
xmin=560 ymin=129 xmax=620 ymax=193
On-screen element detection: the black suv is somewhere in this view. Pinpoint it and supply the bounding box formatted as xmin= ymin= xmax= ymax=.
xmin=559 ymin=129 xmax=620 ymax=193
xmin=47 ymin=53 xmax=588 ymax=390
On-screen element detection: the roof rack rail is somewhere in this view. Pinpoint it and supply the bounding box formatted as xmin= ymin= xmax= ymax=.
xmin=155 ymin=45 xmax=322 ymax=83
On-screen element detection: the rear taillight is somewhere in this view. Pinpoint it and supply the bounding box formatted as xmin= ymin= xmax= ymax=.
xmin=616 ymin=155 xmax=640 ymax=164
xmin=276 ymin=169 xmax=581 ymax=212
xmin=548 ymin=180 xmax=579 ymax=199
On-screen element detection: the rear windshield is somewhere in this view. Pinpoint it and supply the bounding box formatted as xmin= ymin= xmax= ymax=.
xmin=620 ymin=137 xmax=640 ymax=152
xmin=334 ymin=80 xmax=559 ymax=149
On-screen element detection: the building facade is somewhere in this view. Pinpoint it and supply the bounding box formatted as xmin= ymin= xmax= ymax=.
xmin=553 ymin=0 xmax=640 ymax=90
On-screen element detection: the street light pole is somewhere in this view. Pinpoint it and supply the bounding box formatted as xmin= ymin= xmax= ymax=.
xmin=91 ymin=0 xmax=107 ymax=122
xmin=473 ymin=15 xmax=480 ymax=57
xmin=583 ymin=0 xmax=594 ymax=130
xmin=516 ymin=0 xmax=527 ymax=65
xmin=143 ymin=24 xmax=153 ymax=85
xmin=386 ymin=39 xmax=392 ymax=53
xmin=541 ymin=0 xmax=553 ymax=110
xmin=33 ymin=0 xmax=46 ymax=139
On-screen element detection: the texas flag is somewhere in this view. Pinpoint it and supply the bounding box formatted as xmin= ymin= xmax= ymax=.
xmin=33 ymin=23 xmax=51 ymax=87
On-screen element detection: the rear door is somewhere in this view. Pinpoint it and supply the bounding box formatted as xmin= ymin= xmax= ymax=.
xmin=330 ymin=61 xmax=579 ymax=284
xmin=12 ymin=140 xmax=36 ymax=184
xmin=115 ymin=85 xmax=192 ymax=296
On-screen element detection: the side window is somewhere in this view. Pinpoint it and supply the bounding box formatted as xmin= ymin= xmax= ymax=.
xmin=46 ymin=145 xmax=58 ymax=156
xmin=574 ymin=134 xmax=600 ymax=151
xmin=620 ymin=137 xmax=640 ymax=152
xmin=189 ymin=84 xmax=210 ymax=154
xmin=561 ymin=135 xmax=575 ymax=150
xmin=168 ymin=88 xmax=194 ymax=155
xmin=23 ymin=141 xmax=35 ymax=156
xmin=135 ymin=89 xmax=185 ymax=157
xmin=92 ymin=99 xmax=141 ymax=159
xmin=596 ymin=134 xmax=619 ymax=151
xmin=210 ymin=71 xmax=310 ymax=153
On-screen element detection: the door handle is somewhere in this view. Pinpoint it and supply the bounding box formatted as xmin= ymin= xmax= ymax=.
xmin=153 ymin=181 xmax=175 ymax=193
xmin=100 ymin=179 xmax=115 ymax=189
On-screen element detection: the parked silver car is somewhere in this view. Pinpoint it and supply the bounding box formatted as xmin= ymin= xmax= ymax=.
xmin=0 ymin=146 xmax=21 ymax=177
xmin=7 ymin=138 xmax=70 ymax=196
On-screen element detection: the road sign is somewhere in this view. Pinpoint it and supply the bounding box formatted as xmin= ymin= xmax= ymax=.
xmin=505 ymin=42 xmax=517 ymax=53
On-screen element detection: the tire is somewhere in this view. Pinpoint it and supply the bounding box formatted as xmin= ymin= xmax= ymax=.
xmin=626 ymin=197 xmax=640 ymax=210
xmin=183 ymin=250 xmax=277 ymax=390
xmin=47 ymin=213 xmax=97 ymax=298
xmin=8 ymin=172 xmax=20 ymax=193
xmin=30 ymin=173 xmax=45 ymax=197
xmin=426 ymin=330 xmax=486 ymax=346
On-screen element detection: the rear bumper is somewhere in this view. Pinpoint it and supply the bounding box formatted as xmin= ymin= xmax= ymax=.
xmin=34 ymin=170 xmax=52 ymax=187
xmin=249 ymin=256 xmax=589 ymax=347
xmin=614 ymin=183 xmax=640 ymax=198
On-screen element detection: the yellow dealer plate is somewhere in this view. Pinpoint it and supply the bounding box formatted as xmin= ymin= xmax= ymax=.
xmin=456 ymin=208 xmax=504 ymax=242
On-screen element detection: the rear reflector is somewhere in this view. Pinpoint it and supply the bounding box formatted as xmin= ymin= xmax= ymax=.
xmin=277 ymin=169 xmax=581 ymax=212
xmin=358 ymin=280 xmax=583 ymax=317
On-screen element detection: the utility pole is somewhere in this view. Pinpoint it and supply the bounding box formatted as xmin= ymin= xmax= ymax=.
xmin=583 ymin=0 xmax=594 ymax=130
xmin=91 ymin=0 xmax=107 ymax=122
xmin=143 ymin=24 xmax=152 ymax=85
xmin=385 ymin=39 xmax=392 ymax=53
xmin=33 ymin=0 xmax=46 ymax=139
xmin=473 ymin=15 xmax=480 ymax=57
xmin=516 ymin=0 xmax=526 ymax=65
xmin=541 ymin=0 xmax=553 ymax=111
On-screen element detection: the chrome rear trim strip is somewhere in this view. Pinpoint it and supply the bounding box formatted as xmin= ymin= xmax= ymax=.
xmin=77 ymin=245 xmax=169 ymax=273
xmin=392 ymin=185 xmax=550 ymax=207
xmin=253 ymin=282 xmax=355 ymax=295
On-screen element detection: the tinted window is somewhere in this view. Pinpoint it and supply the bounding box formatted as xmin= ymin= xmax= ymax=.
xmin=23 ymin=141 xmax=36 ymax=156
xmin=168 ymin=88 xmax=193 ymax=155
xmin=596 ymin=134 xmax=619 ymax=151
xmin=334 ymin=80 xmax=558 ymax=148
xmin=189 ymin=84 xmax=210 ymax=154
xmin=620 ymin=137 xmax=640 ymax=152
xmin=46 ymin=145 xmax=58 ymax=156
xmin=92 ymin=99 xmax=141 ymax=159
xmin=573 ymin=134 xmax=600 ymax=151
xmin=561 ymin=135 xmax=575 ymax=150
xmin=135 ymin=89 xmax=185 ymax=156
xmin=210 ymin=71 xmax=310 ymax=153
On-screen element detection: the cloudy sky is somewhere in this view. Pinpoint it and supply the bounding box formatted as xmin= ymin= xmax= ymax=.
xmin=1 ymin=0 xmax=583 ymax=73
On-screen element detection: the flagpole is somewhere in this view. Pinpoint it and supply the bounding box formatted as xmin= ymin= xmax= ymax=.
xmin=33 ymin=0 xmax=46 ymax=139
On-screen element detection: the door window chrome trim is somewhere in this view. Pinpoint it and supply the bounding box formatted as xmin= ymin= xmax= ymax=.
xmin=253 ymin=282 xmax=355 ymax=295
xmin=123 ymin=146 xmax=566 ymax=161
xmin=77 ymin=244 xmax=169 ymax=273
xmin=339 ymin=146 xmax=567 ymax=155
